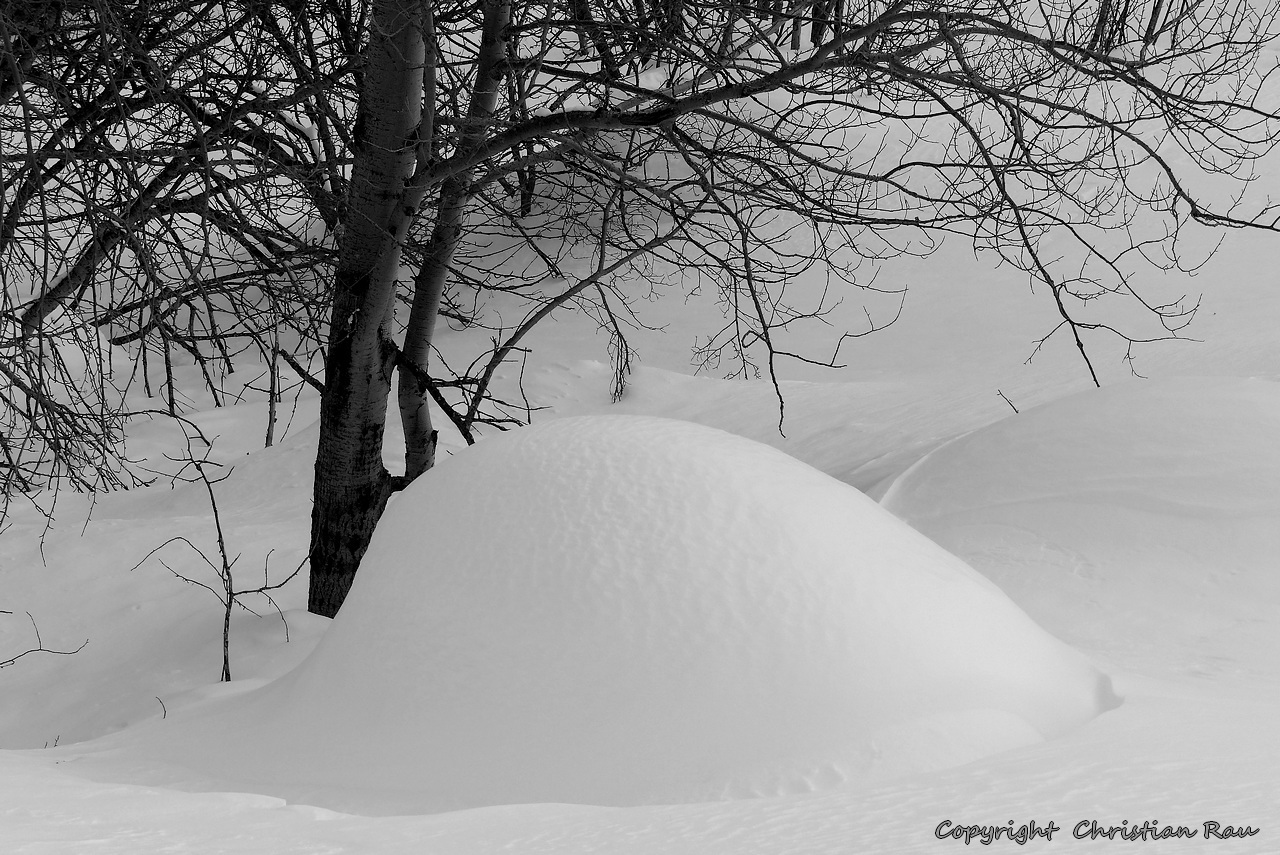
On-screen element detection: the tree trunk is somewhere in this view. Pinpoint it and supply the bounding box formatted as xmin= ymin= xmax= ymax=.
xmin=398 ymin=0 xmax=510 ymax=482
xmin=308 ymin=0 xmax=426 ymax=618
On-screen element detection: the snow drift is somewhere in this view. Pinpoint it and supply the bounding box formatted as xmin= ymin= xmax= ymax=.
xmin=881 ymin=376 xmax=1280 ymax=674
xmin=112 ymin=415 xmax=1116 ymax=813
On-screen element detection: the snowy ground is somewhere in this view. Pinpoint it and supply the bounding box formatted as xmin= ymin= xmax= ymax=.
xmin=4 ymin=222 xmax=1280 ymax=851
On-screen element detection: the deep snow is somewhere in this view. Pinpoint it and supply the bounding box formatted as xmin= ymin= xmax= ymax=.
xmin=4 ymin=189 xmax=1280 ymax=853
xmin=75 ymin=416 xmax=1113 ymax=815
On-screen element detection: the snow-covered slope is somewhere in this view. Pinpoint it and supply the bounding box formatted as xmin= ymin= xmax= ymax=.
xmin=79 ymin=416 xmax=1114 ymax=814
xmin=7 ymin=153 xmax=1280 ymax=853
xmin=881 ymin=376 xmax=1280 ymax=677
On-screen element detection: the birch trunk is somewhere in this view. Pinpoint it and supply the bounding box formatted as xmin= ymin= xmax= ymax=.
xmin=308 ymin=0 xmax=426 ymax=617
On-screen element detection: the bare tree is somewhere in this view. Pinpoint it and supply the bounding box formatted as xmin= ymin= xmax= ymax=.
xmin=0 ymin=0 xmax=351 ymax=518
xmin=306 ymin=0 xmax=1280 ymax=614
xmin=5 ymin=1 xmax=1280 ymax=617
xmin=130 ymin=440 xmax=300 ymax=683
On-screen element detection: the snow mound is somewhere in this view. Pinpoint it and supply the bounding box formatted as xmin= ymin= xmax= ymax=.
xmin=116 ymin=415 xmax=1115 ymax=813
xmin=881 ymin=376 xmax=1280 ymax=673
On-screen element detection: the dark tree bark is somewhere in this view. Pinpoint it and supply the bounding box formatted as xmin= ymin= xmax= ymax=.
xmin=311 ymin=0 xmax=512 ymax=614
xmin=308 ymin=0 xmax=426 ymax=617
